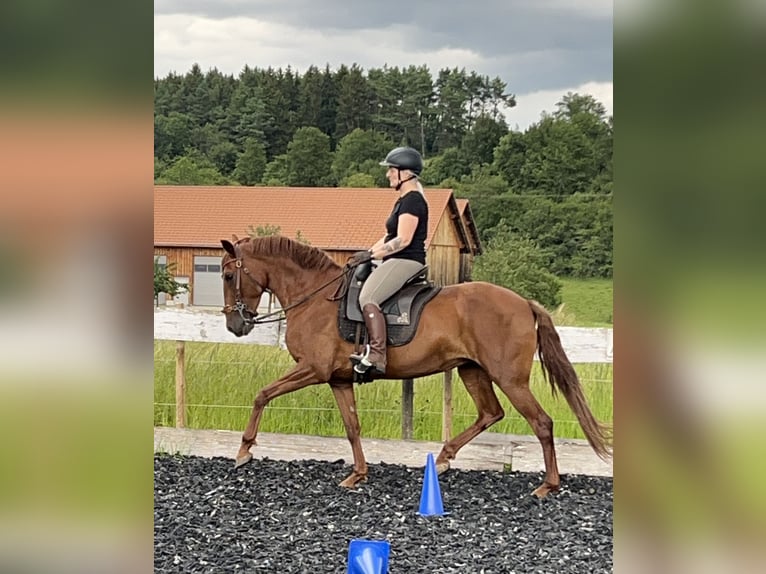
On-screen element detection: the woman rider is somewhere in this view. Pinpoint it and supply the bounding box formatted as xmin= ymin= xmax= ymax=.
xmin=349 ymin=146 xmax=429 ymax=376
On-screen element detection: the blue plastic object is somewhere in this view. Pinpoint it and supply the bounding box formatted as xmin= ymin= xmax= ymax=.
xmin=418 ymin=452 xmax=446 ymax=516
xmin=347 ymin=539 xmax=390 ymax=574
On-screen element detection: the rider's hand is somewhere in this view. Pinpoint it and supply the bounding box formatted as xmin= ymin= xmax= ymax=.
xmin=350 ymin=250 xmax=372 ymax=265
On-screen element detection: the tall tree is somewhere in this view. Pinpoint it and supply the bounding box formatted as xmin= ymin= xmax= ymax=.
xmin=460 ymin=114 xmax=509 ymax=168
xmin=262 ymin=154 xmax=289 ymax=185
xmin=399 ymin=65 xmax=435 ymax=153
xmin=555 ymin=92 xmax=608 ymax=121
xmin=208 ymin=141 xmax=239 ymax=176
xmin=180 ymin=63 xmax=210 ymax=125
xmin=190 ymin=122 xmax=224 ymax=157
xmin=464 ymin=70 xmax=485 ymax=128
xmin=297 ymin=65 xmax=324 ymax=128
xmin=285 ymin=127 xmax=333 ymax=186
xmin=331 ymin=128 xmax=393 ymax=184
xmin=334 ymin=64 xmax=373 ymax=142
xmin=433 ymin=67 xmax=470 ymax=152
xmin=486 ymin=76 xmax=516 ymax=120
xmin=154 ymin=72 xmax=184 ymax=116
xmin=318 ymin=65 xmax=338 ymax=145
xmin=204 ymin=68 xmax=237 ymax=134
xmin=257 ymin=67 xmax=299 ymax=158
xmin=225 ymin=67 xmax=266 ymax=149
xmin=154 ymin=111 xmax=194 ymax=160
xmin=420 ymin=147 xmax=470 ymax=185
xmin=367 ymin=65 xmax=403 ymax=144
xmin=492 ymin=130 xmax=527 ymax=188
xmin=233 ymin=138 xmax=267 ymax=185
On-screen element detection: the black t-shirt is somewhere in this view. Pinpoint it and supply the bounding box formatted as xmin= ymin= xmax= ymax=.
xmin=383 ymin=191 xmax=429 ymax=264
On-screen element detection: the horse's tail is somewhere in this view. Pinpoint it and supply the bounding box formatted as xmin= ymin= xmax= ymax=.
xmin=527 ymin=299 xmax=613 ymax=460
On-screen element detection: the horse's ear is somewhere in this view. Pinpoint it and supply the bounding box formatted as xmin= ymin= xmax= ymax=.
xmin=221 ymin=239 xmax=237 ymax=258
xmin=231 ymin=234 xmax=239 ymax=242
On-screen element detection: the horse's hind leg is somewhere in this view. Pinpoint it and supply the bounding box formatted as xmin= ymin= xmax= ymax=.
xmin=493 ymin=360 xmax=560 ymax=498
xmin=329 ymin=382 xmax=368 ymax=488
xmin=435 ymin=363 xmax=504 ymax=473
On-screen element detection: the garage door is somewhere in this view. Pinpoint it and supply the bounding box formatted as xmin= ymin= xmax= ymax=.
xmin=193 ymin=256 xmax=224 ymax=307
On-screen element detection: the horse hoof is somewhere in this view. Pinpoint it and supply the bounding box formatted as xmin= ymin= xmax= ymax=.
xmin=531 ymin=483 xmax=559 ymax=499
xmin=436 ymin=461 xmax=450 ymax=475
xmin=234 ymin=452 xmax=253 ymax=468
xmin=339 ymin=473 xmax=367 ymax=488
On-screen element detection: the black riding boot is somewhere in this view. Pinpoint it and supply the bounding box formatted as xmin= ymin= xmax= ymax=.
xmin=350 ymin=303 xmax=387 ymax=376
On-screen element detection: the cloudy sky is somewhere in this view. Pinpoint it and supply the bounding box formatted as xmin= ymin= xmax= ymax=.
xmin=154 ymin=0 xmax=612 ymax=131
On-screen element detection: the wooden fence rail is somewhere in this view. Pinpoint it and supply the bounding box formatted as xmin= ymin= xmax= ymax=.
xmin=154 ymin=308 xmax=613 ymax=438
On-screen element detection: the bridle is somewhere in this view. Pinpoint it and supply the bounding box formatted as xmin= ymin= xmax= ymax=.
xmin=220 ymin=257 xmax=268 ymax=324
xmin=221 ymin=252 xmax=354 ymax=325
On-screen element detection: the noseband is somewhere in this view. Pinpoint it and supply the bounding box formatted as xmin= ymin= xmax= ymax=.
xmin=221 ymin=257 xmax=266 ymax=325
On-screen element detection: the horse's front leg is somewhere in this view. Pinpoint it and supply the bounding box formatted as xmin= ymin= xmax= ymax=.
xmin=235 ymin=364 xmax=319 ymax=468
xmin=329 ymin=382 xmax=368 ymax=488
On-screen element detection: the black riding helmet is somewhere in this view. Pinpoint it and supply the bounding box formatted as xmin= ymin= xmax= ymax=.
xmin=379 ymin=146 xmax=423 ymax=175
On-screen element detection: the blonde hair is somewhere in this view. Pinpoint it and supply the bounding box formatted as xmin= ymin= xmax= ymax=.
xmin=399 ymin=169 xmax=424 ymax=194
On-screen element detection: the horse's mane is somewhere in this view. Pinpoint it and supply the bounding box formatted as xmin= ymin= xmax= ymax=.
xmin=243 ymin=235 xmax=340 ymax=272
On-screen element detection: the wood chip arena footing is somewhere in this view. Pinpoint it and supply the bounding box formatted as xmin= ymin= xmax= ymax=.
xmin=154 ymin=454 xmax=612 ymax=573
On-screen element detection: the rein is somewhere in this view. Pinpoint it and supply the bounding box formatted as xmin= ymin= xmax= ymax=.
xmin=222 ymin=255 xmax=355 ymax=325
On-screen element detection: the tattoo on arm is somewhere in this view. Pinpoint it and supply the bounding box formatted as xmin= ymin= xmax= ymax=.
xmin=383 ymin=237 xmax=402 ymax=253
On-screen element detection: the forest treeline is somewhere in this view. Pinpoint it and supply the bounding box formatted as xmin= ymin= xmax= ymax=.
xmin=155 ymin=63 xmax=612 ymax=294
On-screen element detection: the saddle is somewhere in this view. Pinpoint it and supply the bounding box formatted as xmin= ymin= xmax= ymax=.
xmin=337 ymin=261 xmax=441 ymax=347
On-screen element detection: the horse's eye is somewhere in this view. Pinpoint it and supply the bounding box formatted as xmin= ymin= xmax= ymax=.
xmin=224 ymin=273 xmax=234 ymax=282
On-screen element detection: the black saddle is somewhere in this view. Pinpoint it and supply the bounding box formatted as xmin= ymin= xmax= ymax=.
xmin=337 ymin=261 xmax=441 ymax=347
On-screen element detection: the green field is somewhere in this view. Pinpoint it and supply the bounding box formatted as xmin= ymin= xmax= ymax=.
xmin=555 ymin=277 xmax=613 ymax=327
xmin=154 ymin=278 xmax=613 ymax=441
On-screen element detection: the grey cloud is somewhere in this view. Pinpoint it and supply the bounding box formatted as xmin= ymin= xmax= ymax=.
xmin=155 ymin=0 xmax=611 ymax=94
xmin=154 ymin=0 xmax=610 ymax=55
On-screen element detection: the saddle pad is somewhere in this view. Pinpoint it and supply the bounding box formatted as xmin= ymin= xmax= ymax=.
xmin=337 ymin=284 xmax=441 ymax=347
xmin=345 ymin=280 xmax=428 ymax=324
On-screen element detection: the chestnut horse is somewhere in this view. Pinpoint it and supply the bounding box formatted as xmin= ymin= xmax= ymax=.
xmin=220 ymin=235 xmax=611 ymax=498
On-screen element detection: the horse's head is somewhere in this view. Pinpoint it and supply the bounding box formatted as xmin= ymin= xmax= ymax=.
xmin=220 ymin=237 xmax=267 ymax=337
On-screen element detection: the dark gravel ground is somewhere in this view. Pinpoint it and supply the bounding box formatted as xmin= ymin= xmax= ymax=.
xmin=154 ymin=454 xmax=612 ymax=573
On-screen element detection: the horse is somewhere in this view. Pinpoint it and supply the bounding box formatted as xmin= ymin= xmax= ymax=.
xmin=220 ymin=235 xmax=611 ymax=498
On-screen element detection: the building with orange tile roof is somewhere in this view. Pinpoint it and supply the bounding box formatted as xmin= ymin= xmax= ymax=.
xmin=154 ymin=186 xmax=479 ymax=307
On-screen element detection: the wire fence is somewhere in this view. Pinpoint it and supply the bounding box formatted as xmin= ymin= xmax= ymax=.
xmin=153 ymin=357 xmax=613 ymax=432
xmin=153 ymin=320 xmax=613 ymax=440
xmin=152 ymin=403 xmax=606 ymax=429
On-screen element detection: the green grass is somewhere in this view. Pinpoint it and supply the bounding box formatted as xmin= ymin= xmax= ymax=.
xmin=555 ymin=277 xmax=613 ymax=327
xmin=154 ymin=341 xmax=612 ymax=442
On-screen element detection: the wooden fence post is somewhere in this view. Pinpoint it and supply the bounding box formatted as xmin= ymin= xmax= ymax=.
xmin=442 ymin=369 xmax=453 ymax=442
xmin=175 ymin=340 xmax=186 ymax=428
xmin=401 ymin=378 xmax=414 ymax=440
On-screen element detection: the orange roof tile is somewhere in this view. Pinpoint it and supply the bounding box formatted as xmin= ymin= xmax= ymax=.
xmin=154 ymin=186 xmax=462 ymax=250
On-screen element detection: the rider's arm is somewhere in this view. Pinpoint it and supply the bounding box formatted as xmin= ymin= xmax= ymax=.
xmin=370 ymin=214 xmax=418 ymax=259
xmin=370 ymin=234 xmax=388 ymax=254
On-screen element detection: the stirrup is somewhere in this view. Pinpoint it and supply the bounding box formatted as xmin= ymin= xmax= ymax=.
xmin=350 ymin=344 xmax=372 ymax=373
xmin=354 ymin=361 xmax=372 ymax=374
xmin=354 ymin=359 xmax=385 ymax=376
